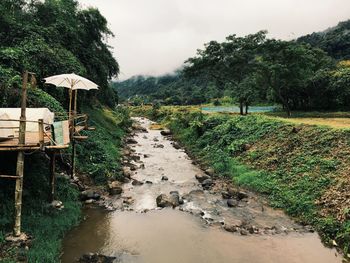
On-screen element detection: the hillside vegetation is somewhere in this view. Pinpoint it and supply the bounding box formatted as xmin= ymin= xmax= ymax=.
xmin=0 ymin=1 xmax=128 ymax=262
xmin=117 ymin=21 xmax=350 ymax=116
xmin=134 ymin=105 xmax=350 ymax=254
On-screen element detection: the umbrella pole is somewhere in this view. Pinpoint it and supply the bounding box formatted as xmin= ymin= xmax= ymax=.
xmin=71 ymin=90 xmax=78 ymax=179
xmin=74 ymin=90 xmax=78 ymax=116
xmin=68 ymin=88 xmax=72 ymax=124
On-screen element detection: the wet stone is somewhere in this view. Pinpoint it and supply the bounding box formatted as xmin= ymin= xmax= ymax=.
xmin=227 ymin=199 xmax=238 ymax=207
xmin=78 ymin=253 xmax=116 ymax=263
xmin=126 ymin=138 xmax=138 ymax=144
xmin=132 ymin=179 xmax=144 ymax=186
xmin=160 ymin=130 xmax=172 ymax=136
xmin=161 ymin=176 xmax=169 ymax=181
xmin=195 ymin=174 xmax=210 ymax=183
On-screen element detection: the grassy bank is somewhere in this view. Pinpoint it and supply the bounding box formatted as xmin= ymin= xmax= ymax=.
xmin=0 ymin=106 xmax=129 ymax=263
xmin=132 ymin=105 xmax=350 ymax=255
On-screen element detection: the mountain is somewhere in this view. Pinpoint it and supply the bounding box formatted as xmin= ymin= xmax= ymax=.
xmin=297 ymin=20 xmax=350 ymax=60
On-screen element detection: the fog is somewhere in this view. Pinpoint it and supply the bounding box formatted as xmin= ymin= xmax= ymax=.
xmin=79 ymin=0 xmax=350 ymax=79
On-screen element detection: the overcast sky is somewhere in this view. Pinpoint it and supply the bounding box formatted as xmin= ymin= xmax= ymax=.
xmin=79 ymin=0 xmax=350 ymax=80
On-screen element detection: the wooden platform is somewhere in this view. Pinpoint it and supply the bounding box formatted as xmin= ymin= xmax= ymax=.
xmin=0 ymin=131 xmax=68 ymax=151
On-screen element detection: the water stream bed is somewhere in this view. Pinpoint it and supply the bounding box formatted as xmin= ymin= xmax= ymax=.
xmin=61 ymin=118 xmax=342 ymax=263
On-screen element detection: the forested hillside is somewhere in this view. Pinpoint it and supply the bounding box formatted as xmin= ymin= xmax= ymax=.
xmin=114 ymin=73 xmax=223 ymax=105
xmin=116 ymin=23 xmax=350 ymax=116
xmin=298 ymin=20 xmax=350 ymax=60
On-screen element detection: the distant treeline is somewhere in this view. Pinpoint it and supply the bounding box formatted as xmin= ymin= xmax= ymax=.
xmin=115 ymin=20 xmax=350 ymax=116
xmin=0 ymin=0 xmax=119 ymax=109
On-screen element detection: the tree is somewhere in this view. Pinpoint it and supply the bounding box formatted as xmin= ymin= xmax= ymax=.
xmin=184 ymin=31 xmax=267 ymax=114
xmin=259 ymin=40 xmax=332 ymax=116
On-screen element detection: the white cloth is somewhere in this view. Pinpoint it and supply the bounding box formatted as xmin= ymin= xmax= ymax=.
xmin=0 ymin=108 xmax=54 ymax=137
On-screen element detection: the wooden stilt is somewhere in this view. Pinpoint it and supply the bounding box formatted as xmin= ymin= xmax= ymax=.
xmin=71 ymin=139 xmax=76 ymax=179
xmin=49 ymin=151 xmax=56 ymax=202
xmin=14 ymin=71 xmax=28 ymax=237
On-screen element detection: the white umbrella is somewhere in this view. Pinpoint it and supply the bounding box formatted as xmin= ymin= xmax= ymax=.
xmin=44 ymin=73 xmax=99 ymax=119
xmin=44 ymin=73 xmax=98 ymax=90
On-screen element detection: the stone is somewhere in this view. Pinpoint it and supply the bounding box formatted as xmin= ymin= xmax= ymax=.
xmin=227 ymin=188 xmax=249 ymax=200
xmin=131 ymin=155 xmax=141 ymax=161
xmin=240 ymin=229 xmax=249 ymax=236
xmin=108 ymin=181 xmax=123 ymax=195
xmin=154 ymin=144 xmax=164 ymax=148
xmin=161 ymin=176 xmax=168 ymax=181
xmin=227 ymin=199 xmax=238 ymax=207
xmin=123 ymin=149 xmax=131 ymax=156
xmin=156 ymin=192 xmax=181 ymax=208
xmin=224 ymin=224 xmax=238 ymax=233
xmin=78 ymin=253 xmax=116 ymax=263
xmin=145 ymin=180 xmax=153 ymax=184
xmin=122 ymin=167 xmax=132 ymax=178
xmin=172 ymin=142 xmax=181 ymax=149
xmin=51 ymin=200 xmax=63 ymax=209
xmin=126 ymin=138 xmax=137 ymax=144
xmin=242 ymin=144 xmax=252 ymax=151
xmin=132 ymin=179 xmax=144 ymax=186
xmin=85 ymin=199 xmax=94 ymax=204
xmin=160 ymin=130 xmax=172 ymax=136
xmin=205 ymin=168 xmax=215 ymax=176
xmin=201 ymin=179 xmax=213 ymax=189
xmin=195 ymin=174 xmax=210 ymax=183
xmin=80 ymin=190 xmax=100 ymax=201
xmin=143 ymin=154 xmax=151 ymax=158
xmin=153 ymin=137 xmax=159 ymax=142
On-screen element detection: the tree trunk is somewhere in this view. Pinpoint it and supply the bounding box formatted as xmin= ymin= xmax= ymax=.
xmin=245 ymin=103 xmax=249 ymax=115
xmin=239 ymin=101 xmax=244 ymax=115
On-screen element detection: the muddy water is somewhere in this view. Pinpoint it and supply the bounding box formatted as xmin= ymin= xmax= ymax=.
xmin=61 ymin=118 xmax=342 ymax=263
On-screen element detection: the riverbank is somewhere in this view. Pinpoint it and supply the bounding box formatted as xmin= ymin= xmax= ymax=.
xmin=130 ymin=105 xmax=350 ymax=257
xmin=61 ymin=117 xmax=341 ymax=263
xmin=0 ymin=106 xmax=129 ymax=263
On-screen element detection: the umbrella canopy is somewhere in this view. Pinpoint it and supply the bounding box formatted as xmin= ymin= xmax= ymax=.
xmin=44 ymin=73 xmax=98 ymax=90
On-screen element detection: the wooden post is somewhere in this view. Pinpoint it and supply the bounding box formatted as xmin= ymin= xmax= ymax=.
xmin=71 ymin=138 xmax=76 ymax=179
xmin=14 ymin=70 xmax=28 ymax=237
xmin=49 ymin=151 xmax=56 ymax=202
xmin=38 ymin=119 xmax=44 ymax=149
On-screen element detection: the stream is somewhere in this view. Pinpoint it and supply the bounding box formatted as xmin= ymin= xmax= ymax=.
xmin=61 ymin=117 xmax=342 ymax=263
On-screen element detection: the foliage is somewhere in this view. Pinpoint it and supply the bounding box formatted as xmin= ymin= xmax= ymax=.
xmin=298 ymin=20 xmax=350 ymax=60
xmin=0 ymin=0 xmax=119 ymax=108
xmin=76 ymin=106 xmax=130 ymax=183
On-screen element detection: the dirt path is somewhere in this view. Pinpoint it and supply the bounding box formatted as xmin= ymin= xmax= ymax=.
xmin=61 ymin=117 xmax=342 ymax=263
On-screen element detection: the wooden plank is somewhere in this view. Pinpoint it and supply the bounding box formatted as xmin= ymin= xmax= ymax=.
xmin=0 ymin=175 xmax=20 ymax=179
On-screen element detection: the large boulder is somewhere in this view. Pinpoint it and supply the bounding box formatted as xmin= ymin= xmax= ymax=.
xmin=108 ymin=181 xmax=123 ymax=195
xmin=156 ymin=191 xmax=182 ymax=208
